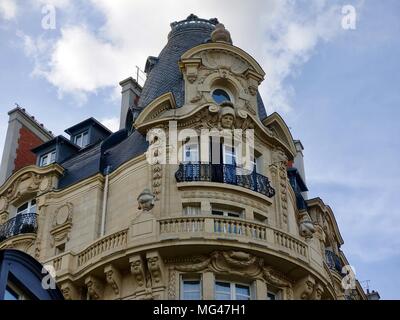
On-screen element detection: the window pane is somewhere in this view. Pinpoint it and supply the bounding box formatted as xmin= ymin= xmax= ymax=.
xmin=182 ymin=280 xmax=201 ymax=300
xmin=212 ymin=89 xmax=231 ymax=104
xmin=40 ymin=155 xmax=48 ymax=166
xmin=235 ymin=284 xmax=250 ymax=300
xmin=236 ymin=284 xmax=250 ymax=295
xmin=50 ymin=151 xmax=56 ymax=163
xmin=216 ymin=292 xmax=231 ymax=300
xmin=82 ymin=132 xmax=89 ymax=147
xmin=75 ymin=135 xmax=82 ymax=147
xmin=30 ymin=203 xmax=37 ymax=214
xmin=216 ymin=282 xmax=230 ymax=293
xmin=183 ymin=280 xmax=200 ymax=290
xmin=267 ymin=292 xmax=276 ymax=300
xmin=223 ymin=145 xmax=236 ymax=165
xmin=183 ymin=291 xmax=201 ymax=300
xmin=17 ymin=203 xmax=28 ymax=213
xmin=4 ymin=287 xmax=19 ymax=300
xmin=184 ymin=143 xmax=199 ymax=162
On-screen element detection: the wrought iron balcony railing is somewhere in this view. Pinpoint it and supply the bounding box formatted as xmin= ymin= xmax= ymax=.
xmin=175 ymin=163 xmax=275 ymax=198
xmin=325 ymin=249 xmax=343 ymax=274
xmin=0 ymin=213 xmax=38 ymax=243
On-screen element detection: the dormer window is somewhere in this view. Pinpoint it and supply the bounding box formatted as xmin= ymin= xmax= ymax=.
xmin=39 ymin=150 xmax=56 ymax=167
xmin=74 ymin=131 xmax=89 ymax=148
xmin=212 ymin=89 xmax=232 ymax=104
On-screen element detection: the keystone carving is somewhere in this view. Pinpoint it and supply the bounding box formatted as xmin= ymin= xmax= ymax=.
xmin=129 ymin=255 xmax=147 ymax=288
xmin=85 ymin=275 xmax=104 ymax=300
xmin=146 ymin=251 xmax=165 ymax=287
xmin=60 ymin=281 xmax=79 ymax=300
xmin=294 ymin=275 xmax=316 ymax=300
xmin=104 ymin=264 xmax=122 ymax=295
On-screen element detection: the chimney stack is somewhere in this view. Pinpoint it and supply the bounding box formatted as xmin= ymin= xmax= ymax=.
xmin=0 ymin=107 xmax=53 ymax=185
xmin=119 ymin=77 xmax=142 ymax=130
xmin=293 ymin=140 xmax=308 ymax=200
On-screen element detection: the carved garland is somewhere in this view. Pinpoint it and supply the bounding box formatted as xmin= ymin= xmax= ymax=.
xmin=182 ymin=190 xmax=269 ymax=212
xmin=165 ymin=250 xmax=293 ymax=300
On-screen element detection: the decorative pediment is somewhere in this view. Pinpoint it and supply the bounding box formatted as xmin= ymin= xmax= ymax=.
xmin=134 ymin=92 xmax=176 ymax=127
xmin=263 ymin=112 xmax=297 ymax=157
xmin=306 ymin=197 xmax=344 ymax=246
xmin=0 ymin=164 xmax=64 ymax=205
xmin=165 ymin=250 xmax=293 ymax=300
xmin=181 ymin=42 xmax=265 ymax=79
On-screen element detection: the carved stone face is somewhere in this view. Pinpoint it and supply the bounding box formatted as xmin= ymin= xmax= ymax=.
xmin=106 ymin=270 xmax=113 ymax=282
xmin=305 ymin=280 xmax=315 ymax=294
xmin=137 ymin=189 xmax=155 ymax=211
xmin=148 ymin=256 xmax=158 ymax=269
xmin=62 ymin=287 xmax=70 ymax=300
xmin=315 ymin=287 xmax=323 ymax=300
xmin=221 ymin=114 xmax=234 ymax=129
xmin=131 ymin=260 xmax=142 ymax=272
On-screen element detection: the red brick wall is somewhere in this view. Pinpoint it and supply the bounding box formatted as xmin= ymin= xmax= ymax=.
xmin=13 ymin=126 xmax=45 ymax=173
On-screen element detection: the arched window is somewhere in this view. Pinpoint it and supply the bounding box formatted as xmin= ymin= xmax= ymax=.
xmin=212 ymin=89 xmax=231 ymax=104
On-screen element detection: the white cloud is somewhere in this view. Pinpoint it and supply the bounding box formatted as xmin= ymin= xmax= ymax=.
xmin=20 ymin=0 xmax=356 ymax=114
xmin=0 ymin=0 xmax=17 ymax=20
xmin=100 ymin=117 xmax=119 ymax=132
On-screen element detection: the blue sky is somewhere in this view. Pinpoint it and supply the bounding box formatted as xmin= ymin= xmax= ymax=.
xmin=0 ymin=0 xmax=399 ymax=299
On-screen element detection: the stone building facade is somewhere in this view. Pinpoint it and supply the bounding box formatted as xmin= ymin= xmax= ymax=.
xmin=0 ymin=15 xmax=366 ymax=300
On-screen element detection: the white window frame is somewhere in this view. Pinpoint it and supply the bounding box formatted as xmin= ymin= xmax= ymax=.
xmin=39 ymin=150 xmax=56 ymax=167
xmin=183 ymin=204 xmax=201 ymax=216
xmin=211 ymin=88 xmax=235 ymax=104
xmin=180 ymin=277 xmax=202 ymax=300
xmin=267 ymin=289 xmax=282 ymax=300
xmin=215 ymin=281 xmax=251 ymax=300
xmin=16 ymin=199 xmax=37 ymax=216
xmin=74 ymin=130 xmax=89 ymax=148
xmin=183 ymin=140 xmax=199 ymax=163
xmin=211 ymin=205 xmax=243 ymax=218
xmin=4 ymin=282 xmax=29 ymax=300
xmin=222 ymin=143 xmax=236 ymax=165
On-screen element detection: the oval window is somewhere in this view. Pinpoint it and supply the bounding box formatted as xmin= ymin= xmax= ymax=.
xmin=212 ymin=89 xmax=231 ymax=104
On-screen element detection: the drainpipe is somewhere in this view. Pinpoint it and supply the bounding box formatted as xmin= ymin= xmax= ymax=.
xmin=100 ymin=165 xmax=111 ymax=237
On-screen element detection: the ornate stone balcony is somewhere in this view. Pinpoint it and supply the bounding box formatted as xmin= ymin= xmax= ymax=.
xmin=0 ymin=213 xmax=38 ymax=243
xmin=46 ymin=215 xmax=310 ymax=282
xmin=175 ymin=163 xmax=275 ymax=198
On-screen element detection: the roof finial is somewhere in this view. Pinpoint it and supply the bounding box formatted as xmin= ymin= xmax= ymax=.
xmin=211 ymin=23 xmax=232 ymax=44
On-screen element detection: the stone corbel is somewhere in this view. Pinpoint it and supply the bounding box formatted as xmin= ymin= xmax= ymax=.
xmin=85 ymin=275 xmax=104 ymax=300
xmin=104 ymin=264 xmax=122 ymax=296
xmin=294 ymin=275 xmax=316 ymax=300
xmin=146 ymin=251 xmax=165 ymax=288
xmin=60 ymin=281 xmax=79 ymax=300
xmin=179 ymin=58 xmax=202 ymax=83
xmin=311 ymin=283 xmax=324 ymax=300
xmin=129 ymin=255 xmax=147 ymax=288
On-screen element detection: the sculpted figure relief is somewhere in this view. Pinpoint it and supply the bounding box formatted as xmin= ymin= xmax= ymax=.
xmin=299 ymin=210 xmax=316 ymax=239
xmin=137 ymin=188 xmax=155 ymax=211
xmin=219 ymin=104 xmax=235 ymax=129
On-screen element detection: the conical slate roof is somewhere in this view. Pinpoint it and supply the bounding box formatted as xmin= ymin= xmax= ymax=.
xmin=138 ymin=14 xmax=267 ymax=120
